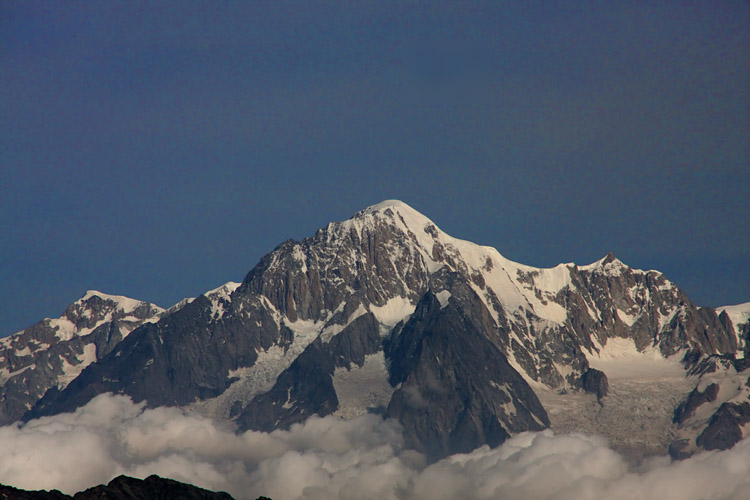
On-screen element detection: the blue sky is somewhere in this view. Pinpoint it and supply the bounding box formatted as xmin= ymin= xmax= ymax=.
xmin=2 ymin=1 xmax=748 ymax=335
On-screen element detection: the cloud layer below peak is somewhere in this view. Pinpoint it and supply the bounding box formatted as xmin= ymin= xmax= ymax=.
xmin=1 ymin=394 xmax=749 ymax=500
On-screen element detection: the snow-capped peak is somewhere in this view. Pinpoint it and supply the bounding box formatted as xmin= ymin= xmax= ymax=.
xmin=204 ymin=282 xmax=241 ymax=298
xmin=205 ymin=282 xmax=241 ymax=320
xmin=337 ymin=200 xmax=575 ymax=324
xmin=579 ymin=252 xmax=628 ymax=272
xmin=361 ymin=199 xmax=416 ymax=213
xmin=350 ymin=200 xmax=439 ymax=236
xmin=578 ymin=252 xmax=662 ymax=278
xmin=78 ymin=290 xmax=157 ymax=315
xmin=717 ymin=302 xmax=750 ymax=332
xmin=717 ymin=301 xmax=750 ymax=315
xmin=163 ymin=282 xmax=242 ymax=318
xmin=43 ymin=291 xmax=166 ymax=342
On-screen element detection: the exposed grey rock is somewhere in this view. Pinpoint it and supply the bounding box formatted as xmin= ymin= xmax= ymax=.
xmin=236 ymin=339 xmax=337 ymax=432
xmin=385 ymin=281 xmax=549 ymax=461
xmin=7 ymin=200 xmax=747 ymax=461
xmin=668 ymin=439 xmax=693 ymax=460
xmin=581 ymin=368 xmax=609 ymax=401
xmin=696 ymin=402 xmax=750 ymax=451
xmin=0 ymin=292 xmax=162 ymax=425
xmin=673 ymin=383 xmax=720 ymax=425
xmin=28 ymin=293 xmax=291 ymax=419
xmin=236 ymin=313 xmax=382 ymax=432
xmin=670 ymin=354 xmax=750 ymax=457
xmin=572 ymin=255 xmax=736 ymax=358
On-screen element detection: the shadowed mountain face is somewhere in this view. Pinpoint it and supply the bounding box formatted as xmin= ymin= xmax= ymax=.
xmin=0 ymin=293 xmax=164 ymax=425
xmin=6 ymin=200 xmax=748 ymax=460
xmin=385 ymin=281 xmax=549 ymax=460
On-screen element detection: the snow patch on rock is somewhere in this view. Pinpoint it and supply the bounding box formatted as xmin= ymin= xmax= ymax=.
xmin=186 ymin=314 xmax=326 ymax=420
xmin=204 ymin=281 xmax=241 ymax=320
xmin=435 ymin=290 xmax=451 ymax=308
xmin=587 ymin=337 xmax=685 ymax=379
xmin=369 ymin=296 xmax=416 ymax=327
xmin=57 ymin=343 xmax=98 ymax=389
xmin=717 ymin=302 xmax=750 ymax=346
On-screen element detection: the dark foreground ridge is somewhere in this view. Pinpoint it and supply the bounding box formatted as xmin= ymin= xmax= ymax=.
xmin=0 ymin=475 xmax=246 ymax=500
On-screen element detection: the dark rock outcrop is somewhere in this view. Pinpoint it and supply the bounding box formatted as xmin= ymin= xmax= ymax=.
xmin=581 ymin=368 xmax=609 ymax=401
xmin=74 ymin=474 xmax=234 ymax=500
xmin=673 ymin=383 xmax=719 ymax=425
xmin=667 ymin=439 xmax=693 ymax=460
xmin=0 ymin=292 xmax=163 ymax=425
xmin=385 ymin=281 xmax=549 ymax=461
xmin=236 ymin=313 xmax=382 ymax=432
xmin=27 ymin=293 xmax=291 ymax=420
xmin=696 ymin=402 xmax=750 ymax=451
xmin=0 ymin=484 xmax=70 ymax=500
xmin=0 ymin=475 xmax=235 ymax=500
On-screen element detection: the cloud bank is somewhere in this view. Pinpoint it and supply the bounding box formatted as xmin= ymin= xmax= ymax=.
xmin=0 ymin=394 xmax=748 ymax=500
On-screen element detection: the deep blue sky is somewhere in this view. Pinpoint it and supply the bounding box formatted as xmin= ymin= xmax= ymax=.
xmin=2 ymin=1 xmax=748 ymax=336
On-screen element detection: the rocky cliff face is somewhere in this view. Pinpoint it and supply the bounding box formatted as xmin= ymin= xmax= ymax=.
xmin=26 ymin=283 xmax=289 ymax=418
xmin=7 ymin=200 xmax=748 ymax=460
xmin=0 ymin=292 xmax=163 ymax=425
xmin=384 ymin=279 xmax=549 ymax=460
xmin=669 ymin=313 xmax=750 ymax=459
xmin=237 ymin=201 xmax=738 ymax=396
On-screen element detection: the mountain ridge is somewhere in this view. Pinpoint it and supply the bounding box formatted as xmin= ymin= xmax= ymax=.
xmin=3 ymin=200 xmax=748 ymax=460
xmin=0 ymin=292 xmax=164 ymax=425
xmin=0 ymin=474 xmax=236 ymax=500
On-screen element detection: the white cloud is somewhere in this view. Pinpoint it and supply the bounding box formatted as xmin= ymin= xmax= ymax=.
xmin=0 ymin=394 xmax=748 ymax=499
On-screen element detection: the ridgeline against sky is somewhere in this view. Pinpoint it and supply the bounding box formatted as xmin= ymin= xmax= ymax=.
xmin=1 ymin=2 xmax=748 ymax=336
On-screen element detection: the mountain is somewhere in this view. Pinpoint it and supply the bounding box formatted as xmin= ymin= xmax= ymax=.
xmin=6 ymin=200 xmax=749 ymax=460
xmin=668 ymin=300 xmax=750 ymax=458
xmin=0 ymin=291 xmax=163 ymax=425
xmin=0 ymin=474 xmax=236 ymax=500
